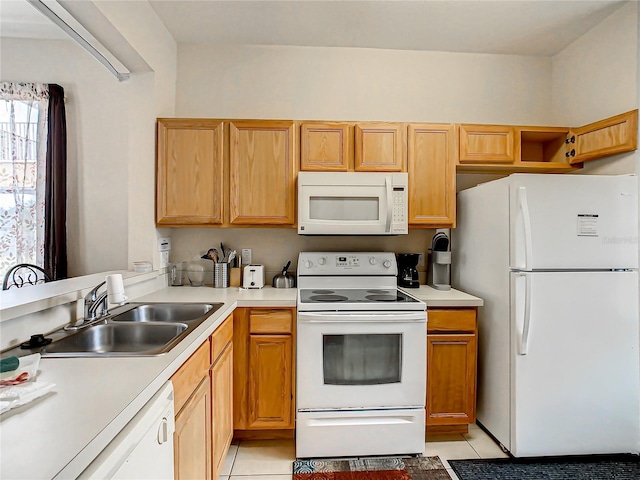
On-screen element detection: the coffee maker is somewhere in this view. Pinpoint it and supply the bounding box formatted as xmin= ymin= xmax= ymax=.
xmin=427 ymin=232 xmax=451 ymax=290
xmin=397 ymin=253 xmax=420 ymax=288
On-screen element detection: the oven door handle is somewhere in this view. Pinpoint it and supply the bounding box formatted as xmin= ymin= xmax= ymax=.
xmin=298 ymin=312 xmax=427 ymax=323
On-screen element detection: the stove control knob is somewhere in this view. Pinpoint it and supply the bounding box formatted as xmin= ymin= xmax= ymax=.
xmin=383 ymin=260 xmax=392 ymax=268
xmin=369 ymin=257 xmax=377 ymax=265
xmin=318 ymin=257 xmax=326 ymax=265
xmin=304 ymin=260 xmax=313 ymax=269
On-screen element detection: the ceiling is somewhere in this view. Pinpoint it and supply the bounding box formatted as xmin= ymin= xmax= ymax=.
xmin=147 ymin=0 xmax=627 ymax=56
xmin=1 ymin=0 xmax=629 ymax=57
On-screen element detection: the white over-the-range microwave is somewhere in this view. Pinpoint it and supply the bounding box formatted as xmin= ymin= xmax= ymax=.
xmin=298 ymin=171 xmax=408 ymax=235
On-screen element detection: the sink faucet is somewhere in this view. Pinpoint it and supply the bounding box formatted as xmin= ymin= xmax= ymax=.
xmin=84 ymin=281 xmax=109 ymax=322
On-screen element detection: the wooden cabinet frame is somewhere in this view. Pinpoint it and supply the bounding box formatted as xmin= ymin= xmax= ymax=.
xmin=156 ymin=118 xmax=225 ymax=225
xmin=456 ymin=110 xmax=638 ymax=173
xmin=233 ymin=307 xmax=296 ymax=439
xmin=407 ymin=124 xmax=456 ymax=228
xmin=426 ymin=308 xmax=478 ymax=435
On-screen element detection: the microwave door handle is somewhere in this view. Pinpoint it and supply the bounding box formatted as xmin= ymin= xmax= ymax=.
xmin=385 ymin=177 xmax=392 ymax=232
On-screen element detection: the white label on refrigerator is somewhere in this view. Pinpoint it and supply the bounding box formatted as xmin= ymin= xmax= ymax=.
xmin=577 ymin=214 xmax=599 ymax=236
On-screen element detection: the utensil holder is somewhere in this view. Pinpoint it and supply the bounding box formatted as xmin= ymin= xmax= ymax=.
xmin=214 ymin=263 xmax=230 ymax=288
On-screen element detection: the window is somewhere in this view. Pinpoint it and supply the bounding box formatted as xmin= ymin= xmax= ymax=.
xmin=0 ymin=83 xmax=49 ymax=279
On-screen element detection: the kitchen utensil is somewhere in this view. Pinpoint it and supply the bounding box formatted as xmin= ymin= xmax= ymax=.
xmin=272 ymin=261 xmax=295 ymax=288
xmin=202 ymin=248 xmax=219 ymax=263
xmin=214 ymin=263 xmax=230 ymax=288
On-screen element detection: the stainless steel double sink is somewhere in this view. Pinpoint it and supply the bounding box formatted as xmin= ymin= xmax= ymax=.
xmin=40 ymin=303 xmax=223 ymax=357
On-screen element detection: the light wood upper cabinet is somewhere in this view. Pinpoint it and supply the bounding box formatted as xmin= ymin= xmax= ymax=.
xmin=568 ymin=109 xmax=638 ymax=164
xmin=407 ymin=124 xmax=456 ymax=228
xmin=300 ymin=122 xmax=351 ymax=171
xmin=229 ymin=120 xmax=297 ymax=225
xmin=458 ymin=124 xmax=517 ymax=164
xmin=156 ymin=119 xmax=225 ymax=226
xmin=355 ymin=122 xmax=406 ymax=171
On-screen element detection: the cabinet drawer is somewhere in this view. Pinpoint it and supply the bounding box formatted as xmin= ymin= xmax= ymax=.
xmin=171 ymin=340 xmax=210 ymax=413
xmin=249 ymin=310 xmax=293 ymax=334
xmin=211 ymin=314 xmax=233 ymax=363
xmin=428 ymin=309 xmax=476 ymax=333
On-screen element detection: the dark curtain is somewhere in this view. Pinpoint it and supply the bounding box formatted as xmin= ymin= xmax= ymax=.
xmin=44 ymin=84 xmax=67 ymax=280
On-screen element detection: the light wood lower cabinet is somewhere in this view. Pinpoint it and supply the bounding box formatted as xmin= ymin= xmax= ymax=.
xmin=234 ymin=308 xmax=296 ymax=437
xmin=174 ymin=378 xmax=212 ymax=480
xmin=172 ymin=315 xmax=234 ymax=480
xmin=426 ymin=308 xmax=478 ymax=434
xmin=211 ymin=315 xmax=233 ymax=478
xmin=172 ymin=341 xmax=212 ymax=480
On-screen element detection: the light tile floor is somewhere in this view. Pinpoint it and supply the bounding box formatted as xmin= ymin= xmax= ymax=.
xmin=220 ymin=424 xmax=508 ymax=480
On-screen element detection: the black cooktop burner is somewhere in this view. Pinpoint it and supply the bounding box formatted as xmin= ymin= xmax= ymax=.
xmin=312 ymin=290 xmax=335 ymax=294
xmin=365 ymin=294 xmax=401 ymax=302
xmin=309 ymin=294 xmax=349 ymax=302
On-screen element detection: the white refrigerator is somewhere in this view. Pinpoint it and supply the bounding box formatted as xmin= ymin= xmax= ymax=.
xmin=453 ymin=174 xmax=640 ymax=457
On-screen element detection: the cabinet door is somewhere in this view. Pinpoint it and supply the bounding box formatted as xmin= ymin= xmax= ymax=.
xmin=300 ymin=122 xmax=351 ymax=171
xmin=156 ymin=119 xmax=224 ymax=225
xmin=458 ymin=124 xmax=517 ymax=164
xmin=568 ymin=109 xmax=638 ymax=164
xmin=229 ymin=120 xmax=297 ymax=225
xmin=248 ymin=334 xmax=293 ymax=429
xmin=407 ymin=124 xmax=456 ymax=227
xmin=354 ymin=123 xmax=405 ymax=171
xmin=174 ymin=377 xmax=212 ymax=480
xmin=426 ymin=333 xmax=477 ymax=426
xmin=211 ymin=342 xmax=233 ymax=478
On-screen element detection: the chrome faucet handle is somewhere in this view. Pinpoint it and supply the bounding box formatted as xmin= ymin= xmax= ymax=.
xmin=84 ymin=281 xmax=107 ymax=321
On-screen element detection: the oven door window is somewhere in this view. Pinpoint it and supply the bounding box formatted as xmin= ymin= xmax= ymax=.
xmin=323 ymin=334 xmax=402 ymax=385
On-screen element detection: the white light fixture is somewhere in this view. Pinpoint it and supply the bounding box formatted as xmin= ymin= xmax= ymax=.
xmin=26 ymin=0 xmax=130 ymax=81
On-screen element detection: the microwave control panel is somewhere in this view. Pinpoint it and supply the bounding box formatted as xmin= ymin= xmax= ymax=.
xmin=392 ymin=187 xmax=408 ymax=234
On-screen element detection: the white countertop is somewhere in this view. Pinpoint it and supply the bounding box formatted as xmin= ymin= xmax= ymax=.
xmin=402 ymin=285 xmax=484 ymax=307
xmin=0 ymin=284 xmax=480 ymax=479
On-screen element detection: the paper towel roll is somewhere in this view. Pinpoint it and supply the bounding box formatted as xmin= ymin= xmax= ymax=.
xmin=106 ymin=274 xmax=127 ymax=305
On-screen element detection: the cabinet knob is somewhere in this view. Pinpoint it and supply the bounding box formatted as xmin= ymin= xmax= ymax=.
xmin=565 ymin=136 xmax=576 ymax=144
xmin=565 ymin=149 xmax=576 ymax=157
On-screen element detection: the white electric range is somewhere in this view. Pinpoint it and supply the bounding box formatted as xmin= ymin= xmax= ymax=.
xmin=295 ymin=252 xmax=427 ymax=458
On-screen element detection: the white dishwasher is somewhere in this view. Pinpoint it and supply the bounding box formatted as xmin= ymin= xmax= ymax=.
xmin=78 ymin=381 xmax=175 ymax=480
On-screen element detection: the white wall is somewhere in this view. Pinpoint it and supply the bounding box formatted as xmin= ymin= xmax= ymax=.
xmin=551 ymin=1 xmax=638 ymax=175
xmin=177 ymin=45 xmax=552 ymax=125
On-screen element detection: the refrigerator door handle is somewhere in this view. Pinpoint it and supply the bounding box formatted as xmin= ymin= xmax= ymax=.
xmin=518 ymin=186 xmax=533 ymax=270
xmin=517 ymin=273 xmax=532 ymax=355
xmin=385 ymin=176 xmax=393 ymax=232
